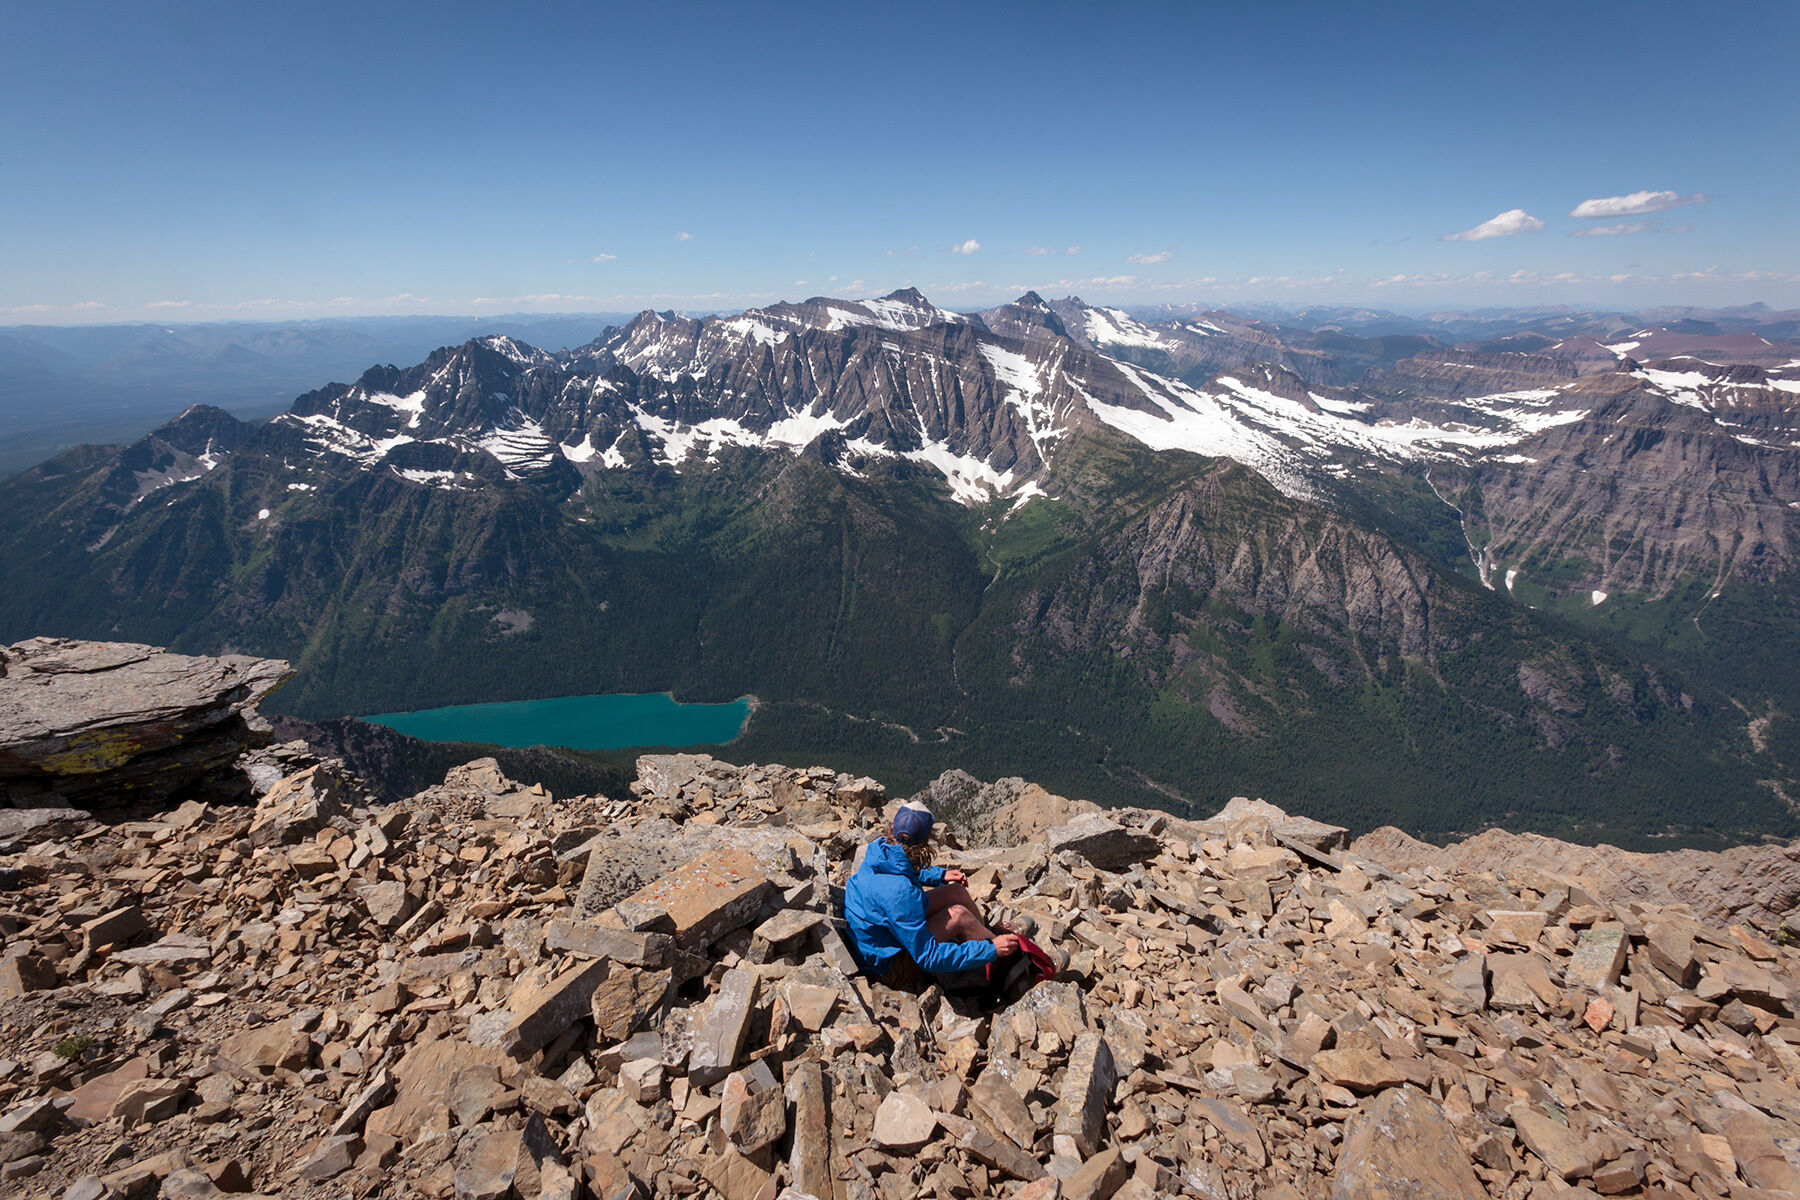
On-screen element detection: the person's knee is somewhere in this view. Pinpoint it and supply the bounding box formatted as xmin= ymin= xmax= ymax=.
xmin=944 ymin=904 xmax=980 ymax=937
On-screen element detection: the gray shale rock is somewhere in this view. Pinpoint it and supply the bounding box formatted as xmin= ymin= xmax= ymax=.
xmin=0 ymin=637 xmax=291 ymax=810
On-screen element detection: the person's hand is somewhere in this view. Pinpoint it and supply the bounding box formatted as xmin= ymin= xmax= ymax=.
xmin=943 ymin=869 xmax=967 ymax=885
xmin=992 ymin=934 xmax=1022 ymax=958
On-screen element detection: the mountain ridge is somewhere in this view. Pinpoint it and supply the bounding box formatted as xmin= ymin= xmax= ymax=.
xmin=1 ymin=290 xmax=1796 ymax=846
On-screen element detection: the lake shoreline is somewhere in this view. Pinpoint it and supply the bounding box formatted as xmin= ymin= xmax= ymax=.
xmin=364 ymin=690 xmax=757 ymax=752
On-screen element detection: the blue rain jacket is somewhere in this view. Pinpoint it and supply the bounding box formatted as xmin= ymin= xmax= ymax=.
xmin=844 ymin=838 xmax=998 ymax=978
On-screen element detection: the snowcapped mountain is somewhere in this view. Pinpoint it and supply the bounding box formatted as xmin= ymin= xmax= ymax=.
xmin=207 ymin=288 xmax=1792 ymax=521
xmin=25 ymin=286 xmax=1800 ymax=612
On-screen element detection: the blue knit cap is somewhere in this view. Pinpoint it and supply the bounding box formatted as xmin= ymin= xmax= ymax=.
xmin=892 ymin=799 xmax=935 ymax=845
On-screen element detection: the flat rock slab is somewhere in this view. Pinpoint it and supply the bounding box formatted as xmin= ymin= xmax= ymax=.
xmin=505 ymin=959 xmax=610 ymax=1053
xmin=873 ymin=1090 xmax=937 ymax=1149
xmin=1567 ymin=924 xmax=1628 ymax=990
xmin=0 ymin=637 xmax=291 ymax=806
xmin=65 ymin=1058 xmax=151 ymax=1125
xmin=1330 ymin=1087 xmax=1485 ymax=1199
xmin=1512 ymin=1106 xmax=1602 ymax=1181
xmin=1187 ymin=796 xmax=1349 ymax=852
xmin=617 ymin=848 xmax=779 ymax=950
xmin=543 ymin=918 xmax=671 ymax=967
xmin=1043 ymin=816 xmax=1160 ymax=871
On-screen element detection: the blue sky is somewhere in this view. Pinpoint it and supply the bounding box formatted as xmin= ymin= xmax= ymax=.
xmin=3 ymin=0 xmax=1796 ymax=322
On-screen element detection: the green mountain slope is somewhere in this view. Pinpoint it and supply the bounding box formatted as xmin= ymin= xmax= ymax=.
xmin=3 ymin=415 xmax=1790 ymax=849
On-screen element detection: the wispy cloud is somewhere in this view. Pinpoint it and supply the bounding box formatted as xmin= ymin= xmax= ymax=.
xmin=675 ymin=231 xmax=693 ymax=241
xmin=1065 ymin=246 xmax=1081 ymax=256
xmin=1570 ymin=221 xmax=1656 ymax=238
xmin=885 ymin=246 xmax=920 ymax=258
xmin=1570 ymin=190 xmax=1707 ymax=219
xmin=1126 ymin=246 xmax=1177 ymax=264
xmin=466 ymin=293 xmax=604 ymax=307
xmin=1441 ymin=209 xmax=1547 ymax=242
xmin=0 ymin=300 xmax=110 ymax=317
xmin=1006 ymin=274 xmax=1141 ymax=293
xmin=588 ymin=253 xmax=617 ymax=262
xmin=948 ymin=239 xmax=981 ymax=255
xmin=1027 ymin=245 xmax=1082 ymax=257
xmin=1569 ymin=219 xmax=1696 ymax=238
xmin=145 ymin=299 xmax=192 ymax=309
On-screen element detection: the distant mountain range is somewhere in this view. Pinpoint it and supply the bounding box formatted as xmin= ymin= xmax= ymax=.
xmin=0 ymin=314 xmax=636 ymax=475
xmin=2 ymin=290 xmax=1796 ymax=847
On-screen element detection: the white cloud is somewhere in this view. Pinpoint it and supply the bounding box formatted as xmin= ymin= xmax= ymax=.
xmin=0 ymin=300 xmax=110 ymax=317
xmin=948 ymin=239 xmax=980 ymax=255
xmin=466 ymin=293 xmax=604 ymax=307
xmin=589 ymin=253 xmax=617 ymax=262
xmin=1569 ymin=221 xmax=1657 ymax=238
xmin=1025 ymin=246 xmax=1052 ymax=256
xmin=885 ymin=246 xmax=920 ymax=258
xmin=1065 ymin=246 xmax=1081 ymax=256
xmin=1126 ymin=246 xmax=1177 ymax=264
xmin=1570 ymin=190 xmax=1706 ymax=219
xmin=146 ymin=299 xmax=192 ymax=309
xmin=675 ymin=231 xmax=693 ymax=241
xmin=1441 ymin=209 xmax=1547 ymax=242
xmin=1009 ymin=275 xmax=1140 ymax=293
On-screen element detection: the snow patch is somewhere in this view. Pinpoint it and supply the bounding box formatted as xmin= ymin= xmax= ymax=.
xmin=766 ymin=403 xmax=850 ymax=448
xmin=1590 ymin=590 xmax=1608 ymax=605
xmin=256 ymin=508 xmax=270 ymax=520
xmin=855 ymin=296 xmax=965 ymax=332
xmin=366 ymin=390 xmax=429 ymax=429
xmin=1008 ymin=480 xmax=1047 ymax=510
xmin=718 ymin=316 xmax=791 ymax=347
xmin=476 ymin=415 xmax=555 ymax=471
xmin=1083 ymin=307 xmax=1169 ymax=349
xmin=1505 ymin=567 xmax=1519 ymax=591
xmin=281 ymin=412 xmax=416 ymax=464
xmin=905 ymin=440 xmax=1018 ymax=505
xmin=396 ymin=469 xmax=461 ymax=485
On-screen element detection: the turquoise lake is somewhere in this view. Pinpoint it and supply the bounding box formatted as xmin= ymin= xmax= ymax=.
xmin=364 ymin=692 xmax=752 ymax=751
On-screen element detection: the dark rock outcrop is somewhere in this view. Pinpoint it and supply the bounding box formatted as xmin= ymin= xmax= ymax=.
xmin=0 ymin=637 xmax=291 ymax=813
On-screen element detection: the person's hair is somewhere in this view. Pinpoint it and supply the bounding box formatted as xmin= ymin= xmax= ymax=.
xmin=881 ymin=832 xmax=934 ymax=871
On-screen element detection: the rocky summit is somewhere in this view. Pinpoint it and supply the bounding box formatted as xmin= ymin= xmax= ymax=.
xmin=3 ymin=648 xmax=1800 ymax=1200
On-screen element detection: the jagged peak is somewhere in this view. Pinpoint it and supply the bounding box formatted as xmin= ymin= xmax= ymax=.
xmin=877 ymin=286 xmax=932 ymax=307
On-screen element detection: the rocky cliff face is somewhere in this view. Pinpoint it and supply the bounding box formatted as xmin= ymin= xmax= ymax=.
xmin=1464 ymin=364 xmax=1800 ymax=601
xmin=4 ymin=653 xmax=1800 ymax=1200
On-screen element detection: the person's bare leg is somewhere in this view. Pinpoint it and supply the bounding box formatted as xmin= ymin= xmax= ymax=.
xmin=925 ymin=883 xmax=973 ymax=916
xmin=928 ymin=901 xmax=994 ymax=944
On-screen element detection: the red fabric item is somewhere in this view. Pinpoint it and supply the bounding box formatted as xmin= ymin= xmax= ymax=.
xmin=1017 ymin=934 xmax=1058 ymax=983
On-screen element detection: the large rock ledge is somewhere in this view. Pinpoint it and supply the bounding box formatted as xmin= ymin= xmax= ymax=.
xmin=0 ymin=637 xmax=293 ymax=820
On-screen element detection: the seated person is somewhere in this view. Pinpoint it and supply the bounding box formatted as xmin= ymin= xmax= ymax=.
xmin=844 ymin=799 xmax=1020 ymax=987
